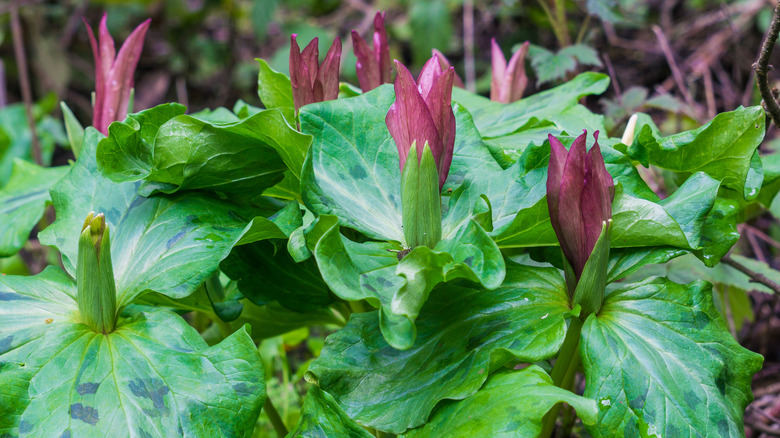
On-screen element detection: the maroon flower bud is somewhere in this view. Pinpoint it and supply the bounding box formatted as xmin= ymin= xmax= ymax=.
xmin=490 ymin=39 xmax=530 ymax=103
xmin=289 ymin=35 xmax=342 ymax=113
xmin=385 ymin=57 xmax=455 ymax=189
xmin=351 ymin=12 xmax=391 ymax=92
xmin=546 ymin=131 xmax=614 ymax=279
xmin=84 ymin=13 xmax=151 ymax=135
xmin=431 ymin=49 xmax=465 ymax=89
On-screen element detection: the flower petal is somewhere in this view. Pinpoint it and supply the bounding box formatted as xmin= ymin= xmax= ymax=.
xmin=557 ymin=131 xmax=588 ymax=277
xmin=580 ymin=132 xmax=614 ymax=254
xmin=416 ymin=56 xmax=442 ymax=100
xmin=505 ymin=41 xmax=529 ymax=102
xmin=386 ymin=60 xmax=442 ymax=173
xmin=352 ymin=30 xmax=379 ymax=91
xmin=432 ymin=49 xmax=465 ymax=88
xmin=546 ymin=133 xmax=568 ymax=239
xmin=423 ymin=67 xmax=455 ymax=188
xmin=107 ymin=18 xmax=151 ymax=126
xmin=318 ymin=37 xmax=342 ymax=101
xmin=374 ymin=12 xmax=392 ymax=85
xmin=490 ymin=38 xmax=507 ymax=102
xmin=290 ymin=34 xmax=316 ymax=111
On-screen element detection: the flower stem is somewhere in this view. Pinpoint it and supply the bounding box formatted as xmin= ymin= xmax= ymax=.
xmin=264 ymin=395 xmax=288 ymax=437
xmin=540 ymin=316 xmax=584 ymax=438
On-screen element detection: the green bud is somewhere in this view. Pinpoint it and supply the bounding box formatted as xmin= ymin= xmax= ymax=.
xmin=401 ymin=141 xmax=442 ymax=249
xmin=77 ymin=212 xmax=118 ymax=334
xmin=570 ymin=219 xmax=612 ymax=317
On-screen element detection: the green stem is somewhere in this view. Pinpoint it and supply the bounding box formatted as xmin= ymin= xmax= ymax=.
xmin=264 ymin=395 xmax=289 ymax=438
xmin=553 ymin=0 xmax=571 ymax=46
xmin=540 ymin=316 xmax=584 ymax=438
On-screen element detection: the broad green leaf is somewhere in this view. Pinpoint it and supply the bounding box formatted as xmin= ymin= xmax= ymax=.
xmin=405 ymin=367 xmax=599 ymax=437
xmin=257 ymin=58 xmax=295 ymax=123
xmin=306 ymin=262 xmax=571 ymax=434
xmin=96 ymin=103 xmax=187 ymax=181
xmin=39 ymin=129 xmax=259 ymax=304
xmin=222 ymin=239 xmax=334 ymax=312
xmin=528 ymin=44 xmax=603 ymax=86
xmin=581 ymin=277 xmax=763 ymax=437
xmin=60 ymin=101 xmax=84 ymax=157
xmin=586 ymin=0 xmax=623 ymax=22
xmin=606 ymin=246 xmax=687 ymax=283
xmin=620 ymin=106 xmax=766 ymax=200
xmin=230 ymin=301 xmax=345 ymax=342
xmin=304 ymin=215 xmax=504 ymax=349
xmin=287 ymin=387 xmax=373 ymax=438
xmin=0 ymin=267 xmax=265 ymax=437
xmin=453 ymin=72 xmax=610 ymax=138
xmin=0 ymin=160 xmax=68 ymax=256
xmin=694 ymin=198 xmax=739 ymax=267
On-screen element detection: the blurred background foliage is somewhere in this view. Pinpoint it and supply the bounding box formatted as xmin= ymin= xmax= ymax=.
xmin=0 ymin=0 xmax=775 ymax=141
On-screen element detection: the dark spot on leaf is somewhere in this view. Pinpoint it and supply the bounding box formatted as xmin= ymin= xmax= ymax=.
xmin=350 ymin=165 xmax=367 ymax=180
xmin=693 ymin=310 xmax=709 ymax=329
xmin=629 ymin=393 xmax=645 ymax=411
xmin=362 ymin=283 xmax=377 ymax=293
xmin=233 ymin=383 xmax=254 ymax=397
xmin=138 ymin=428 xmax=154 ymax=438
xmin=128 ymin=378 xmax=170 ymax=417
xmin=77 ymin=382 xmax=100 ymax=395
xmin=166 ymin=231 xmax=187 ymax=249
xmin=59 ymin=430 xmax=72 ymax=438
xmin=683 ymin=389 xmax=701 ymax=410
xmin=187 ymin=214 xmax=201 ymax=224
xmin=0 ymin=336 xmax=12 ymax=355
xmin=18 ymin=420 xmax=32 ymax=433
xmin=70 ymin=403 xmax=99 ymax=425
xmin=127 ymin=196 xmax=145 ymax=212
xmin=462 ymin=256 xmax=474 ymax=267
xmin=0 ymin=291 xmax=32 ymax=301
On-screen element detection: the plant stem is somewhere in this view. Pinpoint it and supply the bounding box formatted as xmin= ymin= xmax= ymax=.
xmin=264 ymin=395 xmax=289 ymax=438
xmin=754 ymin=0 xmax=780 ymax=127
xmin=540 ymin=316 xmax=584 ymax=438
xmin=553 ymin=0 xmax=571 ymax=47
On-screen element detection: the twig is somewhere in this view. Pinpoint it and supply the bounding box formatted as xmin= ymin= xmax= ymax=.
xmin=652 ymin=25 xmax=696 ymax=110
xmin=602 ymin=52 xmax=622 ymax=99
xmin=703 ymin=67 xmax=716 ymax=119
xmin=746 ymin=230 xmax=769 ymax=264
xmin=721 ymin=255 xmax=780 ymax=295
xmin=9 ymin=4 xmax=42 ymax=165
xmin=0 ymin=59 xmax=6 ymax=108
xmin=462 ymin=0 xmax=476 ymax=93
xmin=743 ymin=223 xmax=780 ymax=249
xmin=746 ymin=418 xmax=780 ymax=437
xmin=753 ymin=0 xmax=780 ymax=127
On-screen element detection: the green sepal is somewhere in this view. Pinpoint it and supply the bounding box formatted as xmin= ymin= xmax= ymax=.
xmin=572 ymin=219 xmax=611 ymax=317
xmin=401 ymin=141 xmax=442 ymax=249
xmin=76 ymin=212 xmax=118 ymax=334
xmin=60 ymin=101 xmax=84 ymax=158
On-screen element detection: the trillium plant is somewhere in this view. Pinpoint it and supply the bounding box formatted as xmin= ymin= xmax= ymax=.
xmin=0 ymin=9 xmax=771 ymax=438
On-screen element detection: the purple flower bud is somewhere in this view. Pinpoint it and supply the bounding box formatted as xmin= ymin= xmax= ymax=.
xmin=431 ymin=49 xmax=465 ymax=89
xmin=84 ymin=13 xmax=150 ymax=135
xmin=351 ymin=12 xmax=391 ymax=92
xmin=546 ymin=131 xmax=614 ymax=279
xmin=490 ymin=39 xmax=529 ymax=103
xmin=385 ymin=58 xmax=455 ymax=190
xmin=289 ymin=35 xmax=342 ymax=113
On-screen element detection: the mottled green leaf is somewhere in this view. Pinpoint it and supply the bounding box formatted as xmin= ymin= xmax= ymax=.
xmin=307 ymin=262 xmax=570 ymax=434
xmin=304 ymin=214 xmax=504 ymax=349
xmin=287 ymin=387 xmax=372 ymax=438
xmin=581 ymin=277 xmax=763 ymax=437
xmin=40 ymin=129 xmax=258 ymax=304
xmin=222 ymin=239 xmax=334 ymax=312
xmin=621 ymin=106 xmax=765 ymax=200
xmin=694 ymin=198 xmax=739 ymax=267
xmin=0 ymin=160 xmax=68 ymax=256
xmin=406 ymin=367 xmax=598 ymax=437
xmin=0 ymin=267 xmax=265 ymax=437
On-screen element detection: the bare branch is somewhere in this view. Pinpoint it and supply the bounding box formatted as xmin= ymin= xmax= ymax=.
xmin=754 ymin=0 xmax=780 ymax=127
